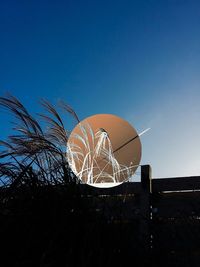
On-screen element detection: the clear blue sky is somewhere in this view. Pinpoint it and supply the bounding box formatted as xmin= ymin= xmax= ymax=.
xmin=1 ymin=0 xmax=200 ymax=178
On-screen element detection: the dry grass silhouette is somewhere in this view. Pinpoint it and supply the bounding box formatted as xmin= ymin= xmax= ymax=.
xmin=0 ymin=94 xmax=79 ymax=187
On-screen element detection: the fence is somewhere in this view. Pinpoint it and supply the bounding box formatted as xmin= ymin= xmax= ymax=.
xmin=1 ymin=165 xmax=200 ymax=266
xmin=78 ymin=165 xmax=200 ymax=260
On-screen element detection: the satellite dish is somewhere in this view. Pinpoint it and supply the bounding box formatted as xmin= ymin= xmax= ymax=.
xmin=67 ymin=114 xmax=141 ymax=188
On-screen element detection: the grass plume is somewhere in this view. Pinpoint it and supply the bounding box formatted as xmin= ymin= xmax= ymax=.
xmin=0 ymin=94 xmax=79 ymax=188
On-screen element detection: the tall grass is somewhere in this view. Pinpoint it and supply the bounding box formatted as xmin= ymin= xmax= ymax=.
xmin=67 ymin=123 xmax=137 ymax=185
xmin=0 ymin=94 xmax=79 ymax=188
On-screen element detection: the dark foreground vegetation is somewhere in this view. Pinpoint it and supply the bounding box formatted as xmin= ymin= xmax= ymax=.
xmin=1 ymin=183 xmax=200 ymax=267
xmin=1 ymin=95 xmax=200 ymax=267
xmin=0 ymin=184 xmax=142 ymax=267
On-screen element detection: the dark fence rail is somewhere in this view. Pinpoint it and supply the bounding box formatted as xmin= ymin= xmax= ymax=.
xmin=79 ymin=181 xmax=142 ymax=196
xmin=152 ymin=176 xmax=200 ymax=192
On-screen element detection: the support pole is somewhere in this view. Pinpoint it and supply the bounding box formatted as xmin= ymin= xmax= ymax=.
xmin=139 ymin=165 xmax=152 ymax=250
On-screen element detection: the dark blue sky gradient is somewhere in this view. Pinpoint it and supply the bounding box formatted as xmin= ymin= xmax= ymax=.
xmin=1 ymin=0 xmax=200 ymax=177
